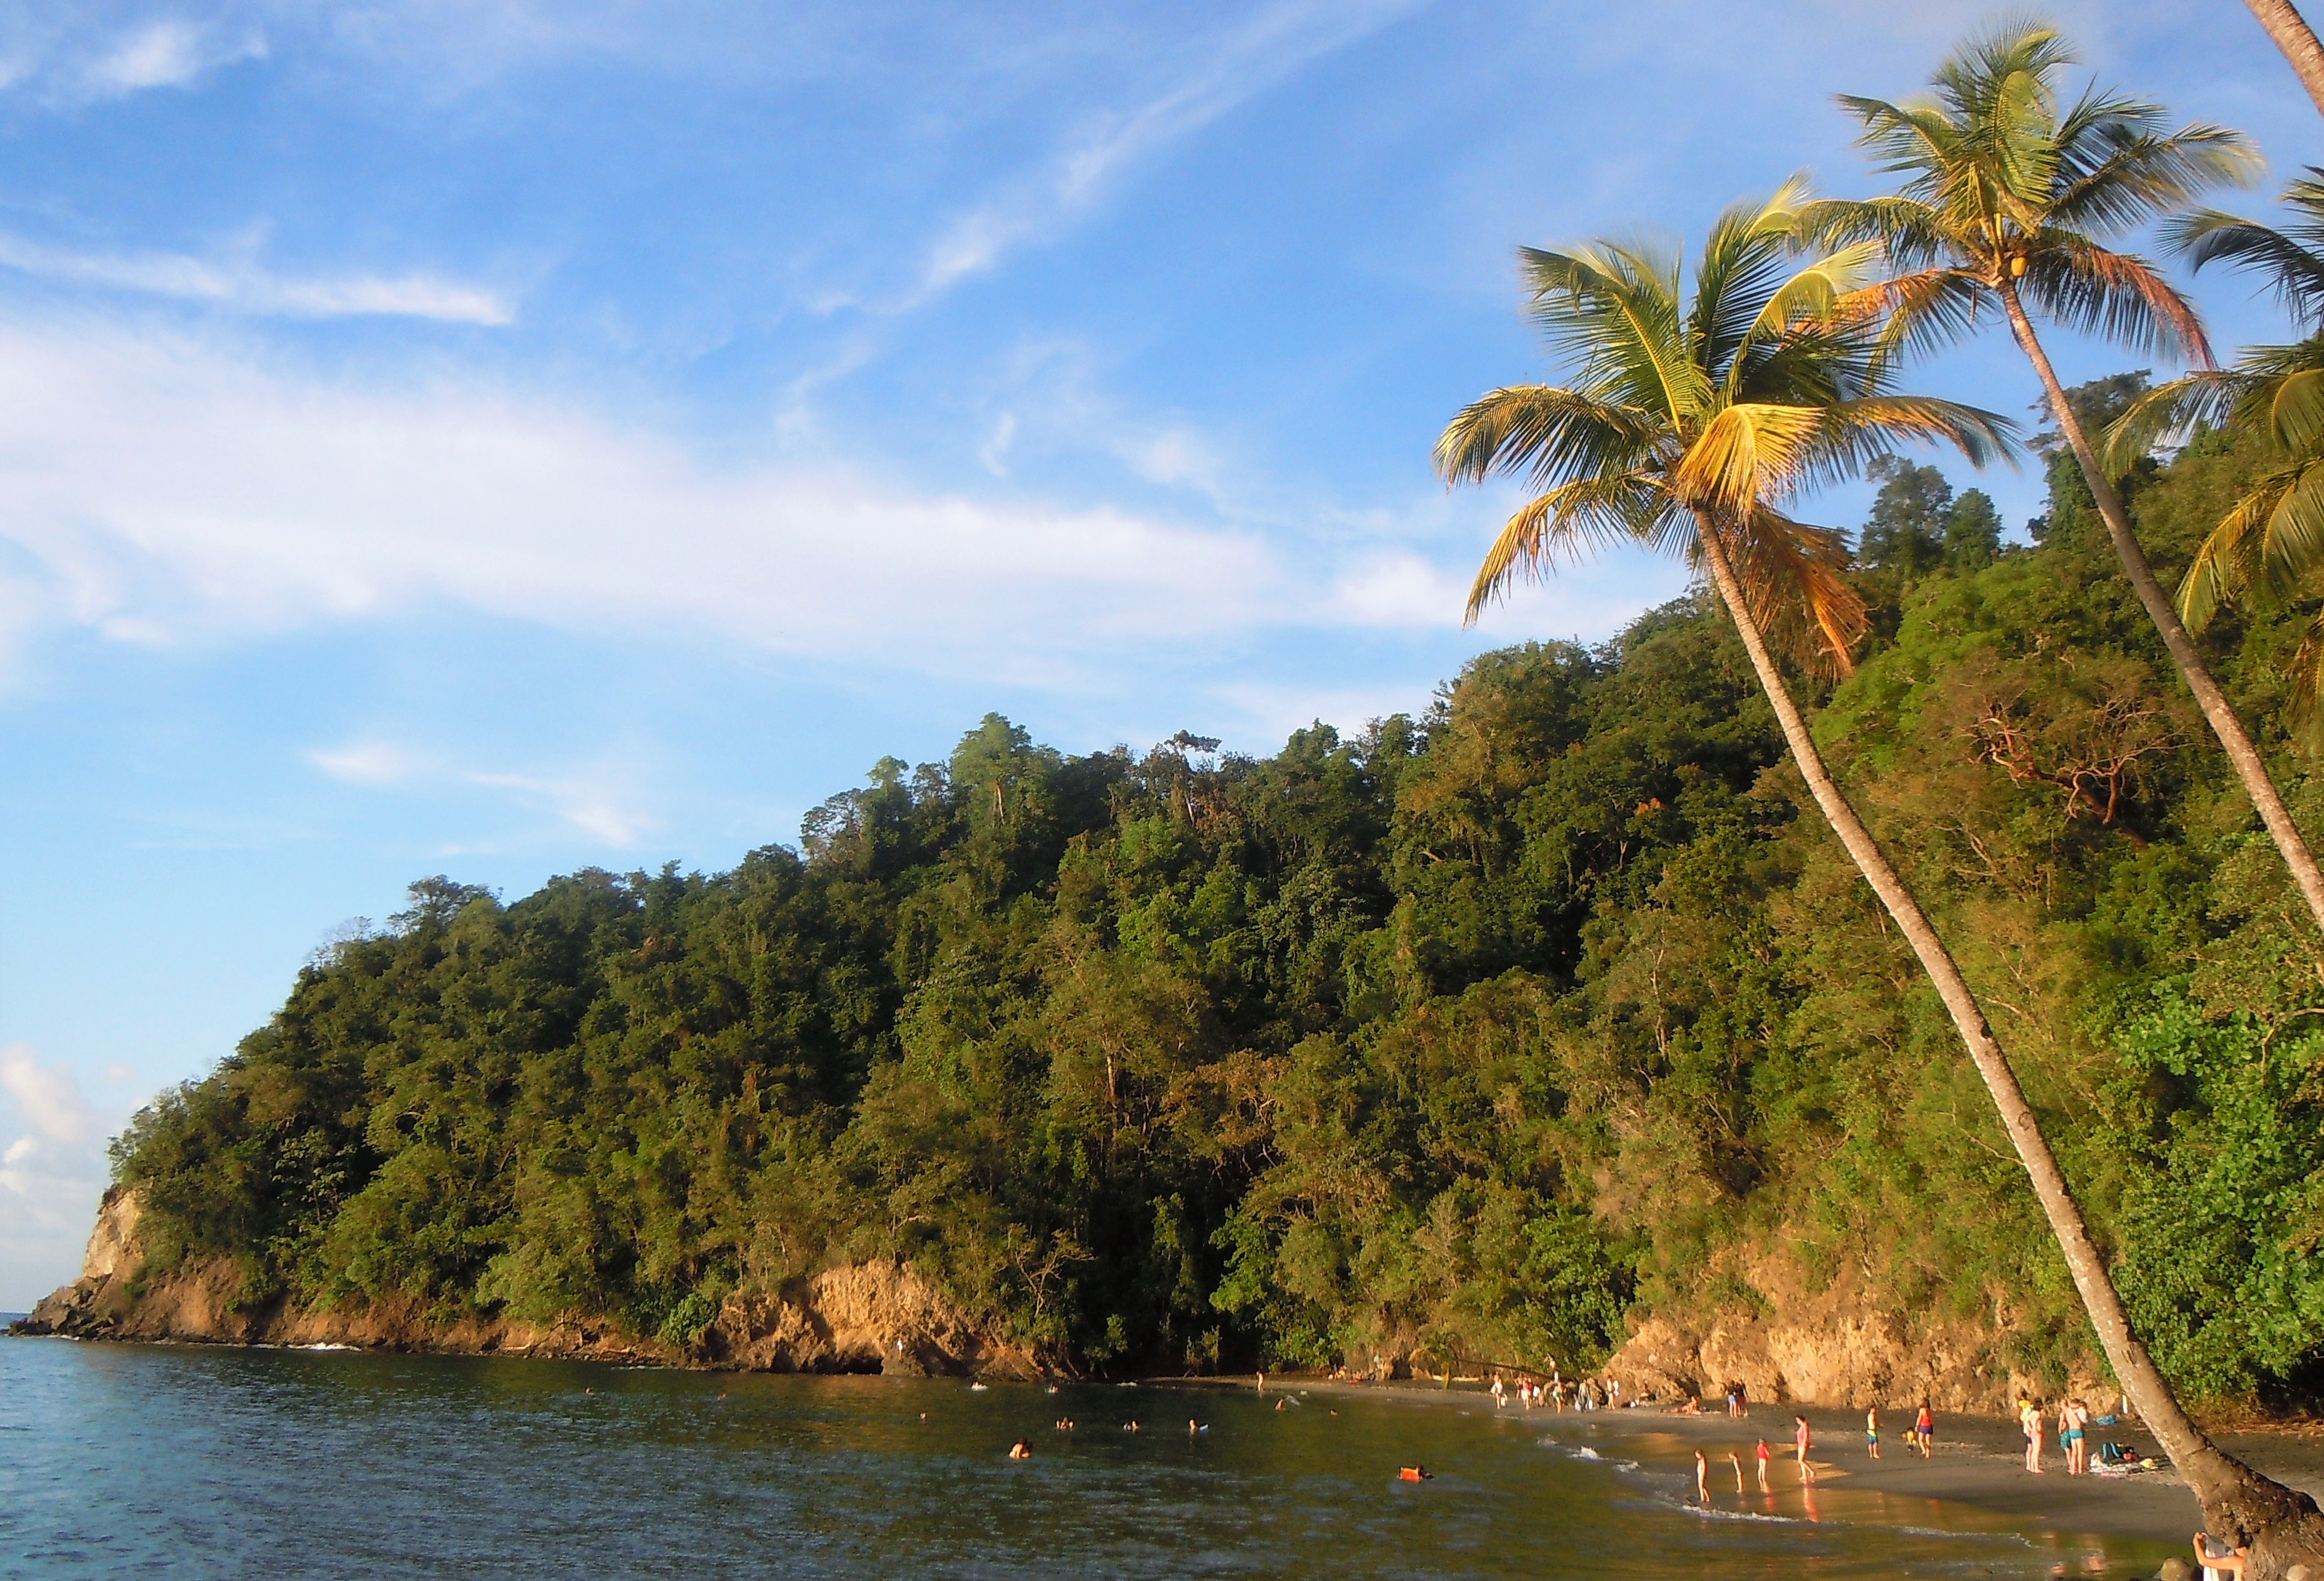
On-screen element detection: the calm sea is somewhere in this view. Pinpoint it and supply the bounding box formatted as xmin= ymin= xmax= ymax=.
xmin=1 ymin=1336 xmax=2170 ymax=1579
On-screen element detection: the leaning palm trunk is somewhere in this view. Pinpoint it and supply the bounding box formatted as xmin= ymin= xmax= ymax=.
xmin=1696 ymin=512 xmax=2324 ymax=1564
xmin=1995 ymin=282 xmax=2324 ymax=947
xmin=2245 ymin=0 xmax=2324 ymax=120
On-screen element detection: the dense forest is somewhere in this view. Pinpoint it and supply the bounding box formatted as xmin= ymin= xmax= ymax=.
xmin=102 ymin=379 xmax=2324 ymax=1403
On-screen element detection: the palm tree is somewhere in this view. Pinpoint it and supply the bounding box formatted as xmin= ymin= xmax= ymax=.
xmin=1803 ymin=32 xmax=2324 ymax=1556
xmin=1439 ymin=179 xmax=2324 ymax=1571
xmin=1807 ymin=30 xmax=2324 ymax=931
xmin=2105 ymin=172 xmax=2324 ymax=735
xmin=2243 ymin=0 xmax=2324 ymax=121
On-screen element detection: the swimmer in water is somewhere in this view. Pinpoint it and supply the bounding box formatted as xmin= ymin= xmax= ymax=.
xmin=1009 ymin=1441 xmax=1030 ymax=1461
xmin=1056 ymin=1418 xmax=1074 ymax=1430
xmin=1123 ymin=1421 xmax=1141 ymax=1432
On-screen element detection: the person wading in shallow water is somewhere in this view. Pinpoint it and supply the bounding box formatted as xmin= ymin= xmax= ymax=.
xmin=1755 ymin=1438 xmax=1771 ymax=1491
xmin=1793 ymin=1415 xmax=1813 ymax=1482
xmin=1695 ymin=1450 xmax=1709 ymax=1503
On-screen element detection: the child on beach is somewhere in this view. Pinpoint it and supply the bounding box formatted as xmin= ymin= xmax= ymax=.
xmin=2020 ymin=1397 xmax=2044 ymax=1474
xmin=1728 ymin=1452 xmax=1744 ymax=1494
xmin=1914 ymin=1402 xmax=1934 ymax=1458
xmin=1755 ymin=1438 xmax=1771 ymax=1491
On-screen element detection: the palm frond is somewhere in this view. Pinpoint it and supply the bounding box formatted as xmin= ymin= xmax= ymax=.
xmin=2167 ymin=203 xmax=2324 ymax=330
xmin=1673 ymin=403 xmax=1828 ymax=515
xmin=1464 ymin=475 xmax=1676 ymax=622
xmin=1433 ymin=385 xmax=1660 ymax=489
xmin=2048 ymin=121 xmax=2261 ymax=236
xmin=2285 ymin=606 xmax=2324 ymax=749
xmin=2020 ymin=235 xmax=2213 ymax=364
xmin=2099 ymin=371 xmax=2252 ymax=474
xmin=1715 ymin=506 xmax=1868 ymax=679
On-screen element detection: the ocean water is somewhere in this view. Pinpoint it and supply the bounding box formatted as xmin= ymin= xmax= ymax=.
xmin=0 ymin=1337 xmax=2170 ymax=1579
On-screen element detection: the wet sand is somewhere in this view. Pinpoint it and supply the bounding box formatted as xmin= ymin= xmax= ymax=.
xmin=1226 ymin=1380 xmax=2324 ymax=1550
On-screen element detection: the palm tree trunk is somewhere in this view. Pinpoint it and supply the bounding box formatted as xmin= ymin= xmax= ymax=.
xmin=1693 ymin=511 xmax=2322 ymax=1561
xmin=1998 ymin=284 xmax=2324 ymax=945
xmin=2245 ymin=0 xmax=2324 ymax=120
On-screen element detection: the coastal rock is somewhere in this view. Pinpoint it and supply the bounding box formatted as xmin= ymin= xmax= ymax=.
xmin=695 ymin=1262 xmax=1035 ymax=1378
xmin=1606 ymin=1255 xmax=2113 ymax=1412
xmin=11 ymin=1188 xmax=1032 ymax=1379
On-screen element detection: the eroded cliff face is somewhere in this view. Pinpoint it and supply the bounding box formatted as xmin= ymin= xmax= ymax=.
xmin=1604 ymin=1255 xmax=2109 ymax=1412
xmin=11 ymin=1187 xmax=1035 ymax=1379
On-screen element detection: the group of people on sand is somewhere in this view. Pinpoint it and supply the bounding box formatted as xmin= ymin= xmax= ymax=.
xmin=1491 ymin=1368 xmax=1621 ymax=1412
xmin=1685 ymin=1406 xmax=1939 ymax=1503
xmin=2016 ymin=1394 xmax=2098 ymax=1475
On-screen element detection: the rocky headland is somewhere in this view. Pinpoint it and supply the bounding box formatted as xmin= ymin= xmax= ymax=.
xmin=11 ymin=1186 xmax=1039 ymax=1379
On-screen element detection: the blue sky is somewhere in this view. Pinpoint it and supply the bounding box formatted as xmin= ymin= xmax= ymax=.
xmin=0 ymin=0 xmax=2314 ymax=1306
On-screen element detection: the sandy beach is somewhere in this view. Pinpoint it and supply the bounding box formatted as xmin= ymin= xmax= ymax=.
xmin=1221 ymin=1379 xmax=2324 ymax=1553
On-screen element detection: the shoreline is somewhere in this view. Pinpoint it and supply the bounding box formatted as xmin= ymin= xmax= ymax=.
xmin=23 ymin=1324 xmax=2324 ymax=1560
xmin=1165 ymin=1373 xmax=2324 ymax=1553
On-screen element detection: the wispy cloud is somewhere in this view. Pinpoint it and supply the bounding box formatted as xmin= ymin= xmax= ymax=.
xmin=0 ymin=14 xmax=267 ymax=105
xmin=308 ymin=741 xmax=433 ymax=786
xmin=911 ymin=0 xmax=1419 ymax=303
xmin=0 ymin=315 xmax=1656 ymax=686
xmin=0 ymin=1043 xmax=109 ymax=1308
xmin=0 ymin=232 xmax=512 ymax=325
xmin=0 ymin=1045 xmax=98 ymax=1147
xmin=310 ymin=742 xmax=657 ymax=847
xmin=87 ymin=17 xmax=264 ymax=92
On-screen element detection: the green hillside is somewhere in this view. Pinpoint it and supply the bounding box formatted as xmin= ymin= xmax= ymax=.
xmin=110 ymin=407 xmax=2324 ymax=1402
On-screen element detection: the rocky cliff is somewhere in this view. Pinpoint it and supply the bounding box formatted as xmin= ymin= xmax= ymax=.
xmin=1602 ymin=1254 xmax=2110 ymax=1412
xmin=11 ymin=1186 xmax=1037 ymax=1378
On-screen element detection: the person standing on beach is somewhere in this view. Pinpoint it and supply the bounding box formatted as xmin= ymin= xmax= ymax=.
xmin=1755 ymin=1438 xmax=1771 ymax=1491
xmin=1914 ymin=1401 xmax=1934 ymax=1459
xmin=1865 ymin=1406 xmax=1880 ymax=1459
xmin=2062 ymin=1397 xmax=2087 ymax=1474
xmin=2020 ymin=1397 xmax=2043 ymax=1474
xmin=1793 ymin=1415 xmax=1813 ymax=1481
xmin=1695 ymin=1449 xmax=1709 ymax=1503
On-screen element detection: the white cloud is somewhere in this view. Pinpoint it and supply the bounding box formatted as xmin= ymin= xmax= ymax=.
xmin=309 ymin=740 xmax=432 ymax=785
xmin=0 ymin=231 xmax=511 ymax=325
xmin=0 ymin=314 xmax=1681 ymax=701
xmin=0 ymin=318 xmax=1266 ymax=669
xmin=0 ymin=1043 xmax=109 ymax=1306
xmin=0 ymin=13 xmax=268 ymax=105
xmin=0 ymin=1044 xmax=99 ymax=1146
xmin=87 ymin=17 xmax=264 ymax=92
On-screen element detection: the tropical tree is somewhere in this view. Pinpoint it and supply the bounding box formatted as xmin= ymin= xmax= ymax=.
xmin=2244 ymin=0 xmax=2324 ymax=121
xmin=1806 ymin=31 xmax=2324 ymax=922
xmin=2106 ymin=172 xmax=2324 ymax=735
xmin=1812 ymin=28 xmax=2324 ymax=1564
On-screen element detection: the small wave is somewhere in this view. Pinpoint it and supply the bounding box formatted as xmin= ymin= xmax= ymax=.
xmin=1680 ymin=1503 xmax=1807 ymax=1526
xmin=1571 ymin=1447 xmax=1602 ymax=1460
xmin=297 ymin=1343 xmax=360 ymax=1352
